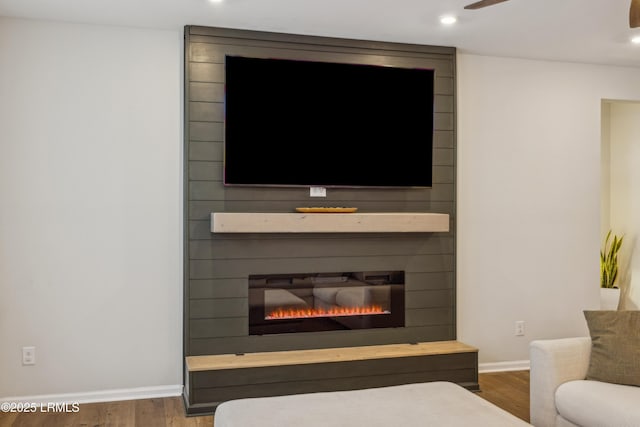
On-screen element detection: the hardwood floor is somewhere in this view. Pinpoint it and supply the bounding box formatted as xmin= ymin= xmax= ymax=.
xmin=477 ymin=370 xmax=530 ymax=423
xmin=0 ymin=371 xmax=529 ymax=426
xmin=0 ymin=398 xmax=213 ymax=427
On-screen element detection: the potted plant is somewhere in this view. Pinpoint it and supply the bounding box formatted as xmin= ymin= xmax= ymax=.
xmin=600 ymin=229 xmax=623 ymax=310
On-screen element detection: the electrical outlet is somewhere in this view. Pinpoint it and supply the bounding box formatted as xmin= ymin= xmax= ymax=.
xmin=309 ymin=187 xmax=327 ymax=197
xmin=515 ymin=321 xmax=525 ymax=336
xmin=22 ymin=346 xmax=36 ymax=365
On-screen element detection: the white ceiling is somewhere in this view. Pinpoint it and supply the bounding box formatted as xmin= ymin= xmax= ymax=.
xmin=1 ymin=0 xmax=639 ymax=68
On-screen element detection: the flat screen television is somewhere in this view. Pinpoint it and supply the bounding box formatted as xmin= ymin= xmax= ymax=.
xmin=223 ymin=55 xmax=435 ymax=188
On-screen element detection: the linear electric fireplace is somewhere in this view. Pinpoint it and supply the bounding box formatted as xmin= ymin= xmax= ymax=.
xmin=249 ymin=271 xmax=405 ymax=335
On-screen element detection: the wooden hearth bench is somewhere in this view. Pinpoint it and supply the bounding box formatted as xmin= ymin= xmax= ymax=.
xmin=183 ymin=340 xmax=479 ymax=415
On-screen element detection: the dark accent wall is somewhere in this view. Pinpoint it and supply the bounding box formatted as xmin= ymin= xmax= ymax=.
xmin=184 ymin=26 xmax=457 ymax=357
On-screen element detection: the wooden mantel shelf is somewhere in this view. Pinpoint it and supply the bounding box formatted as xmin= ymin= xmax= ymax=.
xmin=186 ymin=341 xmax=477 ymax=372
xmin=210 ymin=212 xmax=450 ymax=233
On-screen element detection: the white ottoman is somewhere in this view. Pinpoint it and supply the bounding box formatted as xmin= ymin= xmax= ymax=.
xmin=213 ymin=381 xmax=531 ymax=426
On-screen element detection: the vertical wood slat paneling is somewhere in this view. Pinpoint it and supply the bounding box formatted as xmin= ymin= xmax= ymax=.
xmin=190 ymin=352 xmax=476 ymax=387
xmin=191 ymin=368 xmax=477 ymax=406
xmin=189 ymin=325 xmax=455 ymax=356
xmin=184 ymin=26 xmax=456 ymax=358
xmin=189 ymin=235 xmax=454 ymax=260
xmin=189 ymin=182 xmax=456 ymax=202
xmin=189 ymin=102 xmax=223 ymax=122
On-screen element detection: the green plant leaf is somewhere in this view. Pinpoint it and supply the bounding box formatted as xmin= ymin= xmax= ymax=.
xmin=600 ymin=229 xmax=623 ymax=289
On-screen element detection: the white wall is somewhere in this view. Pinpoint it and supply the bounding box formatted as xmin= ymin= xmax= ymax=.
xmin=607 ymin=101 xmax=640 ymax=309
xmin=0 ymin=18 xmax=182 ymax=397
xmin=3 ymin=17 xmax=640 ymax=399
xmin=601 ymin=102 xmax=611 ymax=239
xmin=457 ymin=54 xmax=640 ymax=363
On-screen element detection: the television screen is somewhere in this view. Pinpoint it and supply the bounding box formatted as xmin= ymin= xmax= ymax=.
xmin=224 ymin=55 xmax=435 ymax=188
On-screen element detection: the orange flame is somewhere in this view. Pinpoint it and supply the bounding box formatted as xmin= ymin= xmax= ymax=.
xmin=266 ymin=305 xmax=388 ymax=320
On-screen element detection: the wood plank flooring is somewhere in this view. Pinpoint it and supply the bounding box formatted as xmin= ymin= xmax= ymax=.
xmin=478 ymin=369 xmax=530 ymax=423
xmin=0 ymin=370 xmax=529 ymax=426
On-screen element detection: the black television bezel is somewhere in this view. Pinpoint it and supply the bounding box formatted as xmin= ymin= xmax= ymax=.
xmin=222 ymin=54 xmax=436 ymax=189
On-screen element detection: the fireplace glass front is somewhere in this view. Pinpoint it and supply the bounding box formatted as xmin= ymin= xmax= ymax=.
xmin=249 ymin=271 xmax=405 ymax=335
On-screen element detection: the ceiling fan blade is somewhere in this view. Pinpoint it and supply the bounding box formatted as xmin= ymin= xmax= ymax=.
xmin=464 ymin=0 xmax=511 ymax=10
xmin=631 ymin=0 xmax=640 ymax=28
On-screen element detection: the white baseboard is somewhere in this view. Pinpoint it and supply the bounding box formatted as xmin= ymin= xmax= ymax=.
xmin=1 ymin=385 xmax=183 ymax=405
xmin=1 ymin=361 xmax=529 ymax=404
xmin=479 ymin=360 xmax=530 ymax=373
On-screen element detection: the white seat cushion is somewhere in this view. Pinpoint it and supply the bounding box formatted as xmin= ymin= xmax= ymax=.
xmin=555 ymin=380 xmax=640 ymax=427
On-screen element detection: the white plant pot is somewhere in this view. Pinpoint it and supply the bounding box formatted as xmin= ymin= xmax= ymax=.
xmin=600 ymin=287 xmax=621 ymax=310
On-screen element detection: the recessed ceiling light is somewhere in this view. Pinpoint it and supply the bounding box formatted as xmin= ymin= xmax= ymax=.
xmin=440 ymin=15 xmax=457 ymax=25
xmin=632 ymin=35 xmax=640 ymax=44
xmin=209 ymin=0 xmax=223 ymax=3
